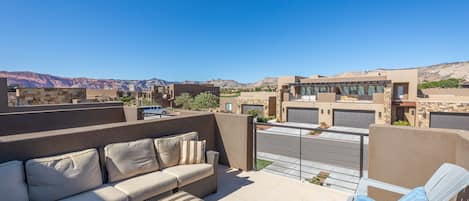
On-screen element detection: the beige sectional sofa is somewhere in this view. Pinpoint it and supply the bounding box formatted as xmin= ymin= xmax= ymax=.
xmin=0 ymin=132 xmax=219 ymax=201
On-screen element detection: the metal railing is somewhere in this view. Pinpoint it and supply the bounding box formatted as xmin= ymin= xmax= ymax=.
xmin=253 ymin=122 xmax=369 ymax=180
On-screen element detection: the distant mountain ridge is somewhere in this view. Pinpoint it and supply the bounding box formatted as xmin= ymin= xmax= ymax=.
xmin=0 ymin=71 xmax=277 ymax=91
xmin=1 ymin=61 xmax=468 ymax=91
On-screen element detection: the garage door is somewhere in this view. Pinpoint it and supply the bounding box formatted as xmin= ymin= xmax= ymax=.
xmin=242 ymin=104 xmax=264 ymax=115
xmin=333 ymin=110 xmax=375 ymax=129
xmin=430 ymin=112 xmax=469 ymax=130
xmin=287 ymin=108 xmax=318 ymax=124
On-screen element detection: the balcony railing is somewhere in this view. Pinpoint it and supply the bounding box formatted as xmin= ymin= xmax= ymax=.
xmin=336 ymin=95 xmax=373 ymax=102
xmin=289 ymin=95 xmax=317 ymax=101
xmin=254 ymin=122 xmax=368 ymax=193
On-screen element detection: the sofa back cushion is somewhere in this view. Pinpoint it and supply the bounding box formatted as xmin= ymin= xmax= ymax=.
xmin=0 ymin=161 xmax=29 ymax=201
xmin=105 ymin=138 xmax=159 ymax=182
xmin=25 ymin=149 xmax=102 ymax=201
xmin=154 ymin=132 xmax=198 ymax=168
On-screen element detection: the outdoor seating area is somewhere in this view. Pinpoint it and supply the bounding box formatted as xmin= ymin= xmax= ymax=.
xmin=1 ymin=103 xmax=469 ymax=201
xmin=1 ymin=132 xmax=219 ymax=201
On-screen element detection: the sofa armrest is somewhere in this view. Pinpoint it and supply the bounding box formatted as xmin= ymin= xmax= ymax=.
xmin=206 ymin=150 xmax=219 ymax=168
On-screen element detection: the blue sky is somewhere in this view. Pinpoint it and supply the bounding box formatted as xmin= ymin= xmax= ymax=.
xmin=1 ymin=0 xmax=469 ymax=83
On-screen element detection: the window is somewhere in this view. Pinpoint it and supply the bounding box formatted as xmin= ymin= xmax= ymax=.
xmin=225 ymin=103 xmax=232 ymax=112
xmin=349 ymin=85 xmax=358 ymax=95
xmin=301 ymin=87 xmax=306 ymax=96
xmin=368 ymin=85 xmax=375 ymax=96
xmin=320 ymin=86 xmax=327 ymax=93
xmin=305 ymin=87 xmax=311 ymax=96
xmin=358 ymin=86 xmax=365 ymax=96
xmin=342 ymin=86 xmax=350 ymax=95
xmin=397 ymin=85 xmax=404 ymax=99
xmin=313 ymin=87 xmax=319 ymax=95
xmin=376 ymin=85 xmax=384 ymax=93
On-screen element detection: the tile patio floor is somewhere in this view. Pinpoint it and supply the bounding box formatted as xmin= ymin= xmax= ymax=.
xmin=204 ymin=165 xmax=351 ymax=201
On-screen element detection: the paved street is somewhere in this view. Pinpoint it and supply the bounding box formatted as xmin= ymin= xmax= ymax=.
xmin=256 ymin=127 xmax=369 ymax=193
xmin=257 ymin=130 xmax=369 ymax=170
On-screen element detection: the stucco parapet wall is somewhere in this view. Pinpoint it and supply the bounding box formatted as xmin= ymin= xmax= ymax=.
xmin=283 ymin=101 xmax=384 ymax=108
xmin=0 ymin=113 xmax=212 ymax=142
xmin=367 ymin=124 xmax=469 ymax=200
xmin=417 ymin=98 xmax=469 ymax=103
xmin=300 ymin=76 xmax=388 ymax=84
xmin=6 ymin=102 xmax=124 ymax=113
xmin=238 ymin=92 xmax=276 ymax=98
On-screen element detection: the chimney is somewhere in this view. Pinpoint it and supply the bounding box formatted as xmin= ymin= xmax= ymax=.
xmin=0 ymin=78 xmax=8 ymax=112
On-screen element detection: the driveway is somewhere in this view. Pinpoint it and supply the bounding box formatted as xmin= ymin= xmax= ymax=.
xmin=262 ymin=122 xmax=369 ymax=143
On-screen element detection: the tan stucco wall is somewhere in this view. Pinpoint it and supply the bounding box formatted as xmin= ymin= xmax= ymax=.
xmin=0 ymin=112 xmax=254 ymax=171
xmin=219 ymin=97 xmax=238 ymax=113
xmin=86 ymin=89 xmax=119 ymax=100
xmin=220 ymin=92 xmax=277 ymax=117
xmin=281 ymin=101 xmax=385 ymax=126
xmin=317 ymin=93 xmax=335 ymax=102
xmin=368 ymin=125 xmax=469 ymax=200
xmin=214 ymin=113 xmax=254 ymax=170
xmin=384 ymin=69 xmax=418 ymax=101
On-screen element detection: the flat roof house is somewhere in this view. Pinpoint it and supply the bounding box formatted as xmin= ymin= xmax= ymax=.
xmin=276 ymin=69 xmax=418 ymax=128
xmin=219 ymin=91 xmax=276 ymax=117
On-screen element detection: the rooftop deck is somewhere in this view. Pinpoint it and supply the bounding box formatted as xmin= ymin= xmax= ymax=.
xmin=205 ymin=166 xmax=350 ymax=201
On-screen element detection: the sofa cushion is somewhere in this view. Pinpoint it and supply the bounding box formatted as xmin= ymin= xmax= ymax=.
xmin=162 ymin=164 xmax=214 ymax=187
xmin=59 ymin=185 xmax=128 ymax=201
xmin=26 ymin=149 xmax=102 ymax=201
xmin=154 ymin=132 xmax=198 ymax=168
xmin=0 ymin=161 xmax=29 ymax=201
xmin=179 ymin=140 xmax=206 ymax=165
xmin=113 ymin=171 xmax=178 ymax=201
xmin=105 ymin=138 xmax=159 ymax=182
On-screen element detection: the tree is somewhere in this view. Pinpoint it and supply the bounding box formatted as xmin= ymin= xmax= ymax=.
xmin=418 ymin=78 xmax=461 ymax=89
xmin=174 ymin=93 xmax=193 ymax=110
xmin=119 ymin=96 xmax=134 ymax=106
xmin=191 ymin=92 xmax=219 ymax=110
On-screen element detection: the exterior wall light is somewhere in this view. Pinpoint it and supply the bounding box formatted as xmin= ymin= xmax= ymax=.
xmin=321 ymin=109 xmax=324 ymax=114
xmin=378 ymin=112 xmax=382 ymax=119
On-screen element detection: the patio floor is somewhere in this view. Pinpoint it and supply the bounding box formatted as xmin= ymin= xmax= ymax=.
xmin=204 ymin=165 xmax=351 ymax=201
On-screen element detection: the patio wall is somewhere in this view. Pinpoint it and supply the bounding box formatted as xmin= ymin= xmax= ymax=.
xmin=215 ymin=112 xmax=254 ymax=170
xmin=368 ymin=124 xmax=469 ymax=200
xmin=0 ymin=103 xmax=127 ymax=136
xmin=0 ymin=112 xmax=254 ymax=171
xmin=0 ymin=78 xmax=7 ymax=112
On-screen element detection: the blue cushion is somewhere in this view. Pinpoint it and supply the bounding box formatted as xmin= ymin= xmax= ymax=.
xmin=398 ymin=187 xmax=428 ymax=201
xmin=355 ymin=195 xmax=375 ymax=201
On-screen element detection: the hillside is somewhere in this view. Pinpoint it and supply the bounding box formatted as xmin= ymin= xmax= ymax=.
xmin=417 ymin=61 xmax=469 ymax=82
xmin=335 ymin=61 xmax=469 ymax=83
xmin=0 ymin=71 xmax=277 ymax=91
xmin=2 ymin=61 xmax=468 ymax=91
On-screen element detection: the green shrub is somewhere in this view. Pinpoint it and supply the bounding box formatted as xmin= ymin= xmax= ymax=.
xmin=191 ymin=92 xmax=219 ymax=110
xmin=256 ymin=116 xmax=275 ymax=123
xmin=174 ymin=93 xmax=194 ymax=110
xmin=418 ymin=78 xmax=462 ymax=89
xmin=247 ymin=109 xmax=262 ymax=118
xmin=393 ymin=120 xmax=411 ymax=126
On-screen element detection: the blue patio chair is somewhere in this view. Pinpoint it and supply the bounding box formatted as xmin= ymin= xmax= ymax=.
xmin=349 ymin=163 xmax=469 ymax=201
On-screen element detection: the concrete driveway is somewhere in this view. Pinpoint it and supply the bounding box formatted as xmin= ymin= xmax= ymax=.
xmin=262 ymin=121 xmax=369 ymax=144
